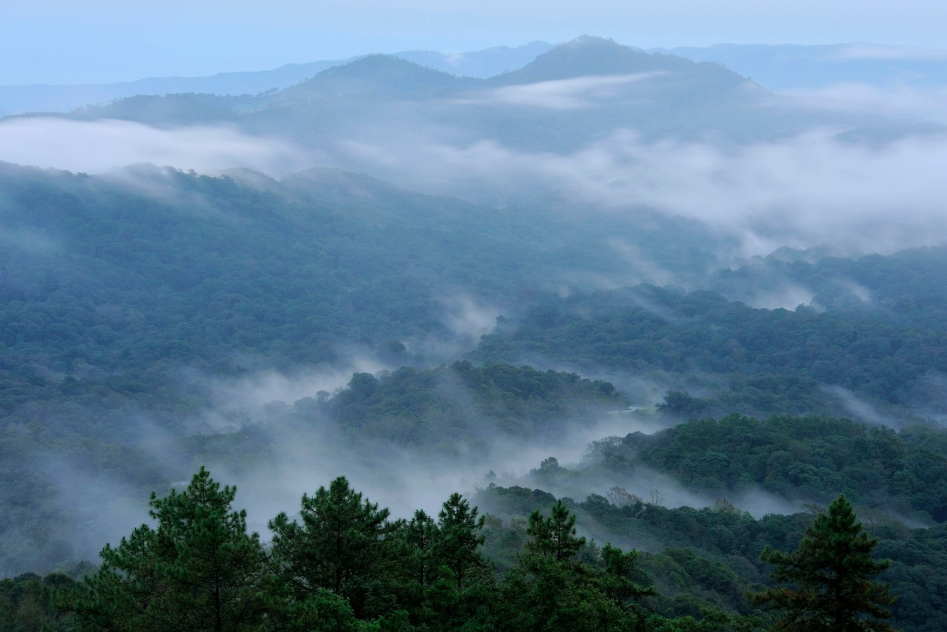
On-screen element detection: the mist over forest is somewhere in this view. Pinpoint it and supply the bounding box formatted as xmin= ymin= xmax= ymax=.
xmin=3 ymin=30 xmax=947 ymax=631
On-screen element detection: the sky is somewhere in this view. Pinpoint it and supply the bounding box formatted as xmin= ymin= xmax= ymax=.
xmin=3 ymin=0 xmax=947 ymax=85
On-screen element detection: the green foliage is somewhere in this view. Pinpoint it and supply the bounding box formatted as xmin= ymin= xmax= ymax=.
xmin=601 ymin=543 xmax=656 ymax=610
xmin=323 ymin=361 xmax=623 ymax=445
xmin=434 ymin=493 xmax=486 ymax=588
xmin=70 ymin=467 xmax=270 ymax=631
xmin=526 ymin=500 xmax=586 ymax=562
xmin=618 ymin=414 xmax=947 ymax=521
xmin=0 ymin=571 xmax=77 ymax=630
xmin=269 ymin=476 xmax=394 ymax=618
xmin=472 ymin=283 xmax=947 ymax=416
xmin=750 ymin=495 xmax=897 ymax=631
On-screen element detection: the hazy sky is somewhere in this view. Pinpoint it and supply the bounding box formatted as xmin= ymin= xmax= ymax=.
xmin=3 ymin=0 xmax=947 ymax=85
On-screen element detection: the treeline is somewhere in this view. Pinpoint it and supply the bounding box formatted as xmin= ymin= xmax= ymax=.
xmin=0 ymin=469 xmax=897 ymax=631
xmin=0 ymin=161 xmax=711 ymax=430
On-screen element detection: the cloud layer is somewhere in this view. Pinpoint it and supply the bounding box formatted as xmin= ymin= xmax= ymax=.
xmin=342 ymin=128 xmax=947 ymax=255
xmin=455 ymin=72 xmax=666 ymax=109
xmin=0 ymin=118 xmax=307 ymax=174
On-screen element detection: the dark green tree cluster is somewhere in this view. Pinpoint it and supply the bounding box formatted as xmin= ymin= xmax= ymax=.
xmin=472 ymin=283 xmax=947 ymax=415
xmin=321 ymin=361 xmax=623 ymax=443
xmin=612 ymin=414 xmax=947 ymax=521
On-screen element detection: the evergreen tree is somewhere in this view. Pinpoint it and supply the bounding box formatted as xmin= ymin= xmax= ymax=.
xmin=434 ymin=493 xmax=486 ymax=589
xmin=268 ymin=476 xmax=393 ymax=618
xmin=402 ymin=509 xmax=439 ymax=590
xmin=70 ymin=467 xmax=271 ymax=632
xmin=750 ymin=494 xmax=897 ymax=631
xmin=526 ymin=500 xmax=585 ymax=562
xmin=600 ymin=544 xmax=655 ymax=611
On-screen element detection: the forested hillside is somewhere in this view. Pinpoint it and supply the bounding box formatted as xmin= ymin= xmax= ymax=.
xmin=472 ymin=281 xmax=947 ymax=420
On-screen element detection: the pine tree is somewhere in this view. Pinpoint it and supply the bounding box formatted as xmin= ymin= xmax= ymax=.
xmin=504 ymin=502 xmax=630 ymax=632
xmin=402 ymin=509 xmax=439 ymax=590
xmin=268 ymin=476 xmax=393 ymax=618
xmin=71 ymin=467 xmax=271 ymax=632
xmin=526 ymin=500 xmax=586 ymax=562
xmin=750 ymin=494 xmax=897 ymax=631
xmin=434 ymin=493 xmax=486 ymax=589
xmin=600 ymin=544 xmax=655 ymax=610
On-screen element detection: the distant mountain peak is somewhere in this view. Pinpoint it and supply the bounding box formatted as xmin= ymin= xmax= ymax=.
xmin=281 ymin=54 xmax=475 ymax=99
xmin=490 ymin=35 xmax=748 ymax=86
xmin=562 ymin=35 xmax=625 ymax=49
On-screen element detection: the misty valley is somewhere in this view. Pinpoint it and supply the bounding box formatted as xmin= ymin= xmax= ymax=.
xmin=4 ymin=35 xmax=947 ymax=631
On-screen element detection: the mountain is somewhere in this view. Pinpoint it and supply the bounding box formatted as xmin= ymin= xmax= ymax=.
xmin=491 ymin=35 xmax=743 ymax=86
xmin=274 ymin=55 xmax=478 ymax=101
xmin=0 ymin=59 xmax=355 ymax=118
xmin=0 ymin=42 xmax=554 ymax=117
xmin=32 ymin=38 xmax=914 ymax=146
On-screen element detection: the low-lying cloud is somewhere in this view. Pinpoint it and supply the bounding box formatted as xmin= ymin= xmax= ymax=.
xmin=454 ymin=72 xmax=666 ymax=110
xmin=0 ymin=118 xmax=308 ymax=174
xmin=342 ymin=128 xmax=947 ymax=256
xmin=783 ymin=82 xmax=947 ymax=125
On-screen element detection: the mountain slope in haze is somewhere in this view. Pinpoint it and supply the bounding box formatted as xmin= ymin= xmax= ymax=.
xmin=471 ymin=280 xmax=947 ymax=422
xmin=0 ymin=159 xmax=721 ymax=435
xmin=0 ymin=42 xmax=554 ymax=117
xmin=395 ymin=41 xmax=553 ymax=79
xmin=19 ymin=36 xmax=931 ymax=157
xmin=661 ymin=43 xmax=947 ymax=91
xmin=273 ymin=55 xmax=479 ymax=101
xmin=491 ymin=35 xmax=744 ymax=86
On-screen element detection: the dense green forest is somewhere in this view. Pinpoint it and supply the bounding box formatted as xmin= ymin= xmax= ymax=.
xmin=5 ymin=139 xmax=947 ymax=629
xmin=472 ymin=282 xmax=947 ymax=420
xmin=0 ymin=160 xmax=720 ymax=572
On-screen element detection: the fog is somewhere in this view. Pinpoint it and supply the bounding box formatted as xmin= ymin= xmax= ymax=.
xmin=0 ymin=118 xmax=307 ymax=175
xmin=454 ymin=72 xmax=667 ymax=109
xmin=783 ymin=82 xmax=947 ymax=125
xmin=5 ymin=78 xmax=947 ymax=258
xmin=341 ymin=128 xmax=947 ymax=256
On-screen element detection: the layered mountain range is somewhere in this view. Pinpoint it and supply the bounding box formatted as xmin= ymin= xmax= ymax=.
xmin=8 ymin=36 xmax=934 ymax=152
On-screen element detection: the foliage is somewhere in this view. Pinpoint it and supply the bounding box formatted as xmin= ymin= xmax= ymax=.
xmin=472 ymin=283 xmax=947 ymax=417
xmin=526 ymin=500 xmax=586 ymax=562
xmin=613 ymin=413 xmax=947 ymax=521
xmin=70 ymin=467 xmax=271 ymax=631
xmin=750 ymin=495 xmax=897 ymax=631
xmin=269 ymin=476 xmax=394 ymax=618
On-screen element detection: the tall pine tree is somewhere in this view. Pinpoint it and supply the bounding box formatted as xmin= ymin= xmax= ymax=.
xmin=434 ymin=493 xmax=486 ymax=589
xmin=526 ymin=500 xmax=585 ymax=563
xmin=750 ymin=494 xmax=897 ymax=631
xmin=268 ymin=476 xmax=393 ymax=618
xmin=71 ymin=467 xmax=271 ymax=632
